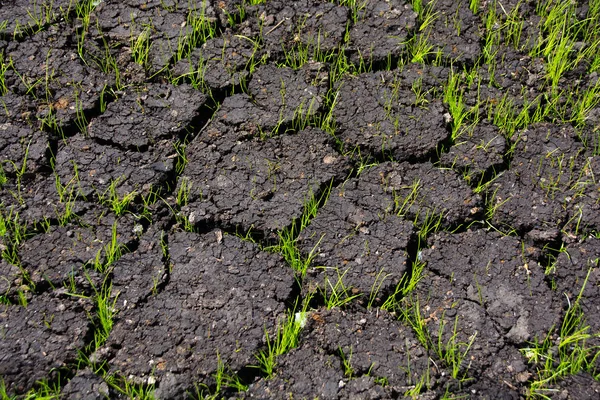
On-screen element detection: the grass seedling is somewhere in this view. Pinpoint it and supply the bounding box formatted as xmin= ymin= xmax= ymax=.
xmin=436 ymin=314 xmax=477 ymax=381
xmin=312 ymin=86 xmax=340 ymax=139
xmin=481 ymin=5 xmax=500 ymax=63
xmin=73 ymin=88 xmax=89 ymax=135
xmin=0 ymin=376 xmax=62 ymax=399
xmin=0 ymin=164 xmax=7 ymax=188
xmin=213 ymin=353 xmax=248 ymax=392
xmin=278 ymin=32 xmax=338 ymax=70
xmin=394 ymin=179 xmax=421 ymax=218
xmin=319 ymin=267 xmax=362 ymax=309
xmin=93 ymin=279 xmax=118 ymax=347
xmin=0 ymin=208 xmax=28 ymax=250
xmin=413 ymin=0 xmax=438 ymax=32
xmin=175 ymin=3 xmax=217 ymax=62
xmin=176 ymin=176 xmax=193 ymax=207
xmin=0 ymin=211 xmax=6 ymax=239
xmin=74 ymin=0 xmax=99 ymax=60
xmin=105 ymin=221 xmax=125 ymax=266
xmin=190 ymin=354 xmax=248 ymax=399
xmin=381 ymin=242 xmax=427 ymax=312
xmin=0 ymin=52 xmax=11 ymax=96
xmin=399 ymin=296 xmax=476 ymax=382
xmin=408 ymin=33 xmax=436 ymax=64
xmin=404 ymin=368 xmax=432 ymax=399
xmin=173 ymin=139 xmax=189 ymax=175
xmin=444 ymin=70 xmax=471 ymax=140
xmin=398 ymin=295 xmax=431 ymax=348
xmin=93 ymin=221 xmax=127 ymax=273
xmin=570 ymin=79 xmax=600 ymax=127
xmin=53 ymin=159 xmax=84 ymax=208
xmin=265 ymin=182 xmax=332 ymax=277
xmin=130 ymin=24 xmax=153 ymax=67
xmin=531 ymin=0 xmax=600 ymax=91
xmin=253 ymin=297 xmax=311 ymax=377
xmin=71 ymin=273 xmax=119 ymax=378
xmin=504 ymin=4 xmax=526 ymax=50
xmin=406 ymin=256 xmax=427 ymax=295
xmin=3 ymin=143 xmax=33 ymax=205
xmin=487 ymin=91 xmax=541 ymax=138
xmin=98 ymin=178 xmax=137 ymax=217
xmin=368 ymin=268 xmax=391 ymax=308
xmin=411 ymin=78 xmax=431 ymax=108
xmin=222 ymin=3 xmax=246 ymax=29
xmin=327 ymin=48 xmax=372 ymax=84
xmin=172 ymin=50 xmax=213 ymax=94
xmin=105 ymin=374 xmax=155 ymax=400
xmin=522 ymin=268 xmax=600 ymax=398
xmin=291 ymin=97 xmax=320 ymax=132
xmin=25 ymin=0 xmax=59 ymax=32
xmin=336 ymin=0 xmax=368 ymax=23
xmin=339 ymin=346 xmax=355 ymax=379
xmin=88 ymin=35 xmax=123 ymax=90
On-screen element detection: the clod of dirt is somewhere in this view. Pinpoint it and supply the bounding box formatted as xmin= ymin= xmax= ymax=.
xmin=248 ymin=62 xmax=329 ymax=129
xmin=5 ymin=24 xmax=115 ymax=128
xmin=380 ymin=161 xmax=483 ymax=227
xmin=0 ymin=0 xmax=73 ymax=37
xmin=60 ymin=369 xmax=112 ymax=400
xmin=485 ymin=47 xmax=546 ymax=92
xmin=462 ymin=47 xmax=545 ymax=122
xmin=298 ymin=165 xmax=413 ymax=297
xmin=417 ymin=229 xmax=562 ymax=379
xmin=304 ymin=308 xmax=432 ymax=389
xmin=171 ymin=33 xmax=255 ymax=95
xmin=346 ymin=0 xmax=417 ymax=66
xmin=0 ymin=93 xmax=37 ymax=125
xmin=446 ymin=374 xmax=522 ymax=399
xmin=406 ymin=272 xmax=505 ymax=378
xmin=176 ymin=60 xmax=328 ymax=132
xmin=111 ymin=227 xmax=168 ymax=310
xmin=19 ymin=225 xmax=103 ymax=288
xmin=415 ymin=0 xmax=482 ymax=65
xmin=242 ymin=344 xmax=346 ymax=399
xmin=550 ymin=373 xmax=600 ymax=400
xmin=0 ymin=293 xmax=92 ymax=395
xmin=89 ymin=83 xmax=207 ymax=150
xmin=102 ymin=231 xmax=295 ymax=398
xmin=0 ymin=121 xmax=48 ymax=175
xmin=0 ymin=259 xmax=21 ymax=298
xmin=180 ymin=122 xmax=350 ymax=234
xmin=333 ymin=66 xmax=449 ymax=162
xmin=54 ymin=134 xmax=175 ymax=201
xmin=440 ymin=122 xmax=507 ymax=183
xmin=19 ymin=211 xmax=138 ymax=289
xmin=244 ymin=308 xmax=427 ymax=399
xmin=0 ymin=93 xmax=47 ymax=175
xmin=85 ymin=1 xmax=200 ymax=74
xmin=0 ymin=174 xmax=67 ymax=230
xmin=239 ymin=0 xmax=349 ymax=63
xmin=246 ymin=350 xmax=395 ymax=400
xmin=552 ymin=238 xmax=600 ymax=341
xmin=300 ymin=160 xmax=481 ymax=297
xmin=489 ymin=123 xmax=592 ymax=235
xmin=567 ymin=155 xmax=600 ymax=236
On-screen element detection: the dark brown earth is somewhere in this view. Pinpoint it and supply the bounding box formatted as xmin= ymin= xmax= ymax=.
xmin=1 ymin=0 xmax=599 ymax=399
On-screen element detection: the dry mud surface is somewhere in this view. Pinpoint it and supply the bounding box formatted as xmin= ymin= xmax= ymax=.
xmin=1 ymin=1 xmax=600 ymax=399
